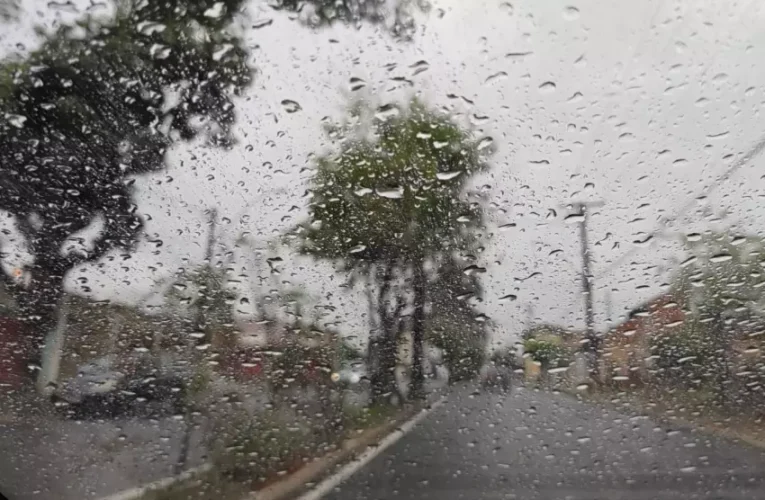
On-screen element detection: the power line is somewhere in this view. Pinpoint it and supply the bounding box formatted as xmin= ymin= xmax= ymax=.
xmin=600 ymin=133 xmax=765 ymax=278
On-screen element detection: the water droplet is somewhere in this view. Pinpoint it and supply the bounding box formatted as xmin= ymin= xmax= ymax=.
xmin=436 ymin=171 xmax=462 ymax=181
xmin=680 ymin=256 xmax=697 ymax=267
xmin=150 ymin=44 xmax=171 ymax=59
xmin=375 ymin=104 xmax=400 ymax=121
xmin=410 ymin=60 xmax=429 ymax=76
xmin=349 ymin=245 xmax=367 ymax=254
xmin=672 ymin=158 xmax=688 ymax=167
xmin=618 ymin=132 xmax=634 ymax=142
xmin=706 ymin=131 xmax=728 ymax=140
xmin=563 ymin=6 xmax=580 ymax=20
xmin=539 ymin=81 xmax=557 ymax=93
xmin=376 ymin=187 xmax=404 ymax=199
xmin=485 ymin=71 xmax=508 ymax=84
xmin=477 ymin=137 xmax=494 ymax=151
xmin=354 ymin=187 xmax=373 ymax=196
xmin=710 ymin=253 xmax=733 ymax=263
xmin=565 ymin=213 xmax=585 ymax=224
xmin=6 ymin=114 xmax=27 ymax=128
xmin=463 ymin=265 xmax=487 ymax=275
xmin=281 ymin=99 xmax=302 ymax=113
xmin=252 ymin=18 xmax=273 ymax=29
xmin=529 ymin=159 xmax=550 ymax=166
xmin=203 ymin=2 xmax=225 ymax=18
xmin=499 ymin=294 xmax=517 ymax=303
xmin=350 ymin=77 xmax=366 ymax=91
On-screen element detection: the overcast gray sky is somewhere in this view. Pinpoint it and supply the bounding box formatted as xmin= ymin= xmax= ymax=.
xmin=3 ymin=0 xmax=765 ymax=347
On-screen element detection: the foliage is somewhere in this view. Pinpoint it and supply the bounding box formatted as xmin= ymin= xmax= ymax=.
xmin=523 ymin=338 xmax=570 ymax=369
xmin=650 ymin=319 xmax=717 ymax=387
xmin=165 ymin=264 xmax=237 ymax=333
xmin=294 ymin=98 xmax=491 ymax=398
xmin=0 ymin=0 xmax=254 ymax=369
xmin=274 ymin=0 xmax=427 ymax=38
xmin=209 ymin=412 xmax=316 ymax=483
xmin=298 ymin=98 xmax=489 ymax=265
xmin=672 ymin=232 xmax=765 ymax=326
xmin=491 ymin=347 xmax=521 ymax=370
xmin=647 ymin=231 xmax=765 ymax=406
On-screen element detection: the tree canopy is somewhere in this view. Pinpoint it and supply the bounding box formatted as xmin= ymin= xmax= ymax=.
xmin=294 ymin=98 xmax=492 ymax=397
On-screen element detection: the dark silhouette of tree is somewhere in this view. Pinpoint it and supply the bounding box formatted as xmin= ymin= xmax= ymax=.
xmin=294 ymin=98 xmax=491 ymax=400
xmin=0 ymin=0 xmax=253 ymax=377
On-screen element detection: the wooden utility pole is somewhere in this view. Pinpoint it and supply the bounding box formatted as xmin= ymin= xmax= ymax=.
xmin=194 ymin=208 xmax=217 ymax=343
xmin=566 ymin=201 xmax=604 ymax=378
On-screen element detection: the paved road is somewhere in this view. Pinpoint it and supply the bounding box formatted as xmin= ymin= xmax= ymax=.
xmin=0 ymin=415 xmax=207 ymax=500
xmin=325 ymin=386 xmax=765 ymax=500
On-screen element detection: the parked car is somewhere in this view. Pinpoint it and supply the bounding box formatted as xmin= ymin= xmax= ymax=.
xmin=331 ymin=360 xmax=368 ymax=387
xmin=52 ymin=356 xmax=188 ymax=419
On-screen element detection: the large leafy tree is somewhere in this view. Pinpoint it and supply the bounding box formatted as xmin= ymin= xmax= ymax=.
xmin=0 ymin=0 xmax=254 ymax=376
xmin=294 ymin=99 xmax=491 ymax=399
xmin=661 ymin=231 xmax=765 ymax=401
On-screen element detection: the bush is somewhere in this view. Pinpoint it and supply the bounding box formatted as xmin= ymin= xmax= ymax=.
xmin=523 ymin=338 xmax=570 ymax=369
xmin=208 ymin=411 xmax=319 ymax=484
xmin=650 ymin=320 xmax=718 ymax=388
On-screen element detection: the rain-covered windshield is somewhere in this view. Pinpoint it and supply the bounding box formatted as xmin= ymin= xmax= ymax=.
xmin=2 ymin=1 xmax=765 ymax=499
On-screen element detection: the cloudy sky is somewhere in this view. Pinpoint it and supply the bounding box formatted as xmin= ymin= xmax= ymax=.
xmin=2 ymin=0 xmax=765 ymax=346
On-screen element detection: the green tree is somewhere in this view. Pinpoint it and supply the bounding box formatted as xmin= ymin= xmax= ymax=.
xmin=0 ymin=0 xmax=422 ymax=386
xmin=523 ymin=338 xmax=570 ymax=371
xmin=667 ymin=231 xmax=765 ymax=402
xmin=0 ymin=0 xmax=253 ymax=377
xmin=295 ymin=98 xmax=491 ymax=400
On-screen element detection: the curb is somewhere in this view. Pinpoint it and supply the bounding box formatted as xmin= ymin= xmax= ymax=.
xmin=96 ymin=398 xmax=444 ymax=500
xmin=254 ymin=397 xmax=444 ymax=500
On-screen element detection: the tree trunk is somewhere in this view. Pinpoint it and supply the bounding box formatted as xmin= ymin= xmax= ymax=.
xmin=410 ymin=261 xmax=426 ymax=400
xmin=36 ymin=296 xmax=69 ymax=395
xmin=16 ymin=261 xmax=67 ymax=392
xmin=369 ymin=262 xmax=398 ymax=404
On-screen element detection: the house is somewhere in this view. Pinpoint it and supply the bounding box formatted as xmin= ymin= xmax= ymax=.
xmin=603 ymin=294 xmax=686 ymax=385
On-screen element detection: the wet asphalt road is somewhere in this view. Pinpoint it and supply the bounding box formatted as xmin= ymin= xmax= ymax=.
xmin=324 ymin=386 xmax=765 ymax=500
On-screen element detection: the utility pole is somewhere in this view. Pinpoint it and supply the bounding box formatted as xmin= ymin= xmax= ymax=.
xmin=565 ymin=201 xmax=604 ymax=379
xmin=178 ymin=207 xmax=217 ymax=476
xmin=524 ymin=302 xmax=535 ymax=338
xmin=194 ymin=208 xmax=217 ymax=344
xmin=605 ymin=289 xmax=613 ymax=330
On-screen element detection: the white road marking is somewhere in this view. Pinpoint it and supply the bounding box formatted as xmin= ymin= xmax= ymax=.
xmin=297 ymin=397 xmax=445 ymax=500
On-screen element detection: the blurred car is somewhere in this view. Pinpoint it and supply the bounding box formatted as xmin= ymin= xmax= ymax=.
xmin=52 ymin=356 xmax=188 ymax=419
xmin=331 ymin=360 xmax=368 ymax=387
